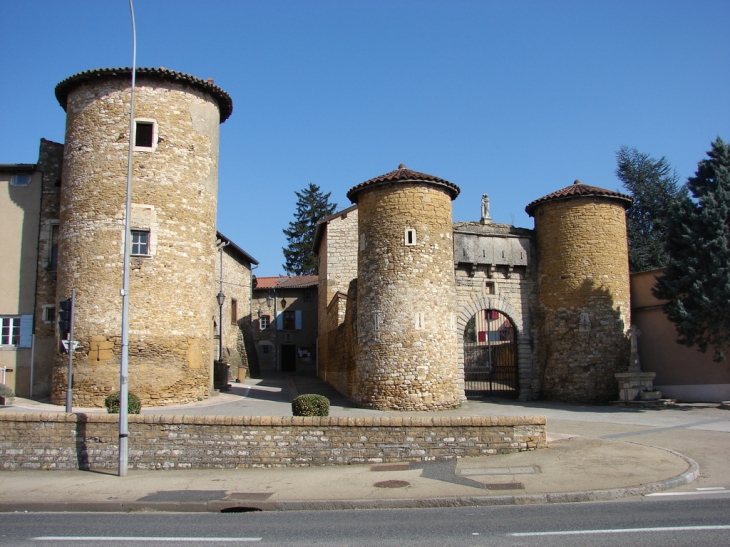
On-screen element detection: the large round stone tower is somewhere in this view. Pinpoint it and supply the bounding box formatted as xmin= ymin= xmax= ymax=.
xmin=346 ymin=165 xmax=462 ymax=410
xmin=51 ymin=67 xmax=232 ymax=407
xmin=526 ymin=180 xmax=633 ymax=403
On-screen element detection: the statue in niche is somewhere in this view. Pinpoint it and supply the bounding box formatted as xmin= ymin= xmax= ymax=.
xmin=627 ymin=324 xmax=642 ymax=371
xmin=481 ymin=194 xmax=491 ymax=223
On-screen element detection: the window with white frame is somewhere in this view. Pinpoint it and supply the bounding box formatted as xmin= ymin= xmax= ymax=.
xmin=1 ymin=317 xmax=20 ymax=346
xmin=260 ymin=315 xmax=270 ymax=330
xmin=1 ymin=315 xmax=32 ymax=347
xmin=405 ymin=228 xmax=417 ymax=246
xmin=134 ymin=119 xmax=158 ymax=151
xmin=43 ymin=306 xmax=56 ymax=324
xmin=131 ymin=230 xmax=150 ymax=256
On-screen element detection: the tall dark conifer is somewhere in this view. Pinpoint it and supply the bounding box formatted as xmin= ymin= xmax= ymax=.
xmin=615 ymin=146 xmax=685 ymax=272
xmin=282 ymin=183 xmax=337 ymax=275
xmin=654 ymin=138 xmax=730 ymax=361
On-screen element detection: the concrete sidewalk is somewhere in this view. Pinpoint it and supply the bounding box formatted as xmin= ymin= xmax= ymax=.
xmin=1 ymin=373 xmax=726 ymax=512
xmin=0 ymin=435 xmax=698 ymax=512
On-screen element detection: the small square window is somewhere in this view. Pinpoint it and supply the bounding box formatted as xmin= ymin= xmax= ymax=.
xmin=10 ymin=174 xmax=31 ymax=187
xmin=283 ymin=310 xmax=296 ymax=330
xmin=131 ymin=230 xmax=150 ymax=255
xmin=135 ymin=122 xmax=154 ymax=148
xmin=43 ymin=306 xmax=56 ymax=323
xmin=262 ymin=345 xmax=270 ymax=355
xmin=134 ymin=119 xmax=158 ymax=151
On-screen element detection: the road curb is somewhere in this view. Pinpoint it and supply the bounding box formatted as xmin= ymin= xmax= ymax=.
xmin=0 ymin=446 xmax=699 ymax=513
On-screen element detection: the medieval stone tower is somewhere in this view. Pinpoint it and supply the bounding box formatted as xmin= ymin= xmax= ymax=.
xmin=51 ymin=67 xmax=232 ymax=407
xmin=346 ymin=165 xmax=462 ymax=410
xmin=526 ymin=180 xmax=632 ymax=403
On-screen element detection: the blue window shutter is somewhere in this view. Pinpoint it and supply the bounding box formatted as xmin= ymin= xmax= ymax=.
xmin=276 ymin=312 xmax=283 ymax=330
xmin=19 ymin=315 xmax=33 ymax=347
xmin=295 ymin=310 xmax=302 ymax=330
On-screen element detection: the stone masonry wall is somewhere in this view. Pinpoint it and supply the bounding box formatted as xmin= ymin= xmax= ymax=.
xmin=0 ymin=412 xmax=546 ymax=470
xmin=317 ymin=207 xmax=358 ymax=382
xmin=215 ymin=247 xmax=252 ymax=382
xmin=52 ymin=76 xmax=223 ymax=407
xmin=356 ymin=184 xmax=460 ymax=410
xmin=534 ymin=198 xmax=631 ymax=403
xmin=31 ymin=139 xmax=65 ymax=398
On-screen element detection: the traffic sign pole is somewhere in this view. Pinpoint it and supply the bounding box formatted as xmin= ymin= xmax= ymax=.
xmin=65 ymin=288 xmax=75 ymax=413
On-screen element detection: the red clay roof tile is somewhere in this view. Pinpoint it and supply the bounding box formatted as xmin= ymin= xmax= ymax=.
xmin=346 ymin=164 xmax=460 ymax=203
xmin=525 ymin=180 xmax=632 ymax=216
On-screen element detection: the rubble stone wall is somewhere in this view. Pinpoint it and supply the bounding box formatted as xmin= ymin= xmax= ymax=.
xmin=0 ymin=412 xmax=546 ymax=470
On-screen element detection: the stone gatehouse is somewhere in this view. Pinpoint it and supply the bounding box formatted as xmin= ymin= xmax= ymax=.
xmin=315 ymin=166 xmax=633 ymax=408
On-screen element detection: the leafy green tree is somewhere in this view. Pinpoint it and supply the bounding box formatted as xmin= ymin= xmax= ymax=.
xmin=282 ymin=183 xmax=337 ymax=275
xmin=616 ymin=146 xmax=686 ymax=273
xmin=653 ymin=138 xmax=730 ymax=361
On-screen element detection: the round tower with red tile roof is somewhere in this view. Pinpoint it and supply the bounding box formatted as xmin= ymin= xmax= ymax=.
xmin=526 ymin=180 xmax=633 ymax=403
xmin=346 ymin=164 xmax=462 ymax=410
xmin=51 ymin=67 xmax=232 ymax=407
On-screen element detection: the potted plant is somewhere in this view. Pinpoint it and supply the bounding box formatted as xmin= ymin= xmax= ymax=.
xmin=0 ymin=383 xmax=15 ymax=406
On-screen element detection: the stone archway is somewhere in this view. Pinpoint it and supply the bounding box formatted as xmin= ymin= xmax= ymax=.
xmin=456 ymin=295 xmax=526 ymax=399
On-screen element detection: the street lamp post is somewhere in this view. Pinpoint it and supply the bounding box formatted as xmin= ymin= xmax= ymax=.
xmin=217 ymin=289 xmax=225 ymax=361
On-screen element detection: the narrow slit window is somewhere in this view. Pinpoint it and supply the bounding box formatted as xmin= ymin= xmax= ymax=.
xmin=405 ymin=228 xmax=416 ymax=246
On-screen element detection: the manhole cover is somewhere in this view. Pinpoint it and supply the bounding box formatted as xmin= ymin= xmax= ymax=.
xmin=374 ymin=480 xmax=410 ymax=488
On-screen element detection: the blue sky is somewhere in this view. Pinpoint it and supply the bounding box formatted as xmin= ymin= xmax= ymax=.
xmin=2 ymin=1 xmax=728 ymax=276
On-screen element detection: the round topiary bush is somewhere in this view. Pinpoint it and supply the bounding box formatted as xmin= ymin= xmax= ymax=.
xmin=292 ymin=394 xmax=330 ymax=417
xmin=0 ymin=383 xmax=15 ymax=398
xmin=104 ymin=391 xmax=142 ymax=414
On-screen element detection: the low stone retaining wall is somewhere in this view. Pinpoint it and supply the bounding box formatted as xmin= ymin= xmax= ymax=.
xmin=0 ymin=413 xmax=546 ymax=470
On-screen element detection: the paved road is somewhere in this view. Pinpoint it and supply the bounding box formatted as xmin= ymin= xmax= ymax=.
xmin=1 ymin=497 xmax=729 ymax=546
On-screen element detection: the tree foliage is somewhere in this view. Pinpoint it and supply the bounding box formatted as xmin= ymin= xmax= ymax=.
xmin=616 ymin=146 xmax=686 ymax=273
xmin=653 ymin=138 xmax=730 ymax=361
xmin=282 ymin=183 xmax=337 ymax=275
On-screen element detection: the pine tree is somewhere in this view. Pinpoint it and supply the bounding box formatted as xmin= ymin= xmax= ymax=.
xmin=653 ymin=137 xmax=730 ymax=361
xmin=282 ymin=183 xmax=337 ymax=275
xmin=616 ymin=146 xmax=686 ymax=273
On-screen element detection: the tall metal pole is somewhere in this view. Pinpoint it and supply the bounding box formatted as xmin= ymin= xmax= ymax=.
xmin=217 ymin=242 xmax=228 ymax=361
xmin=119 ymin=0 xmax=137 ymax=478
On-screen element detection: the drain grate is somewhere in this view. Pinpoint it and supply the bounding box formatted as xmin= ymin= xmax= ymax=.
xmin=374 ymin=480 xmax=410 ymax=488
xmin=225 ymin=492 xmax=273 ymax=501
xmin=371 ymin=463 xmax=410 ymax=472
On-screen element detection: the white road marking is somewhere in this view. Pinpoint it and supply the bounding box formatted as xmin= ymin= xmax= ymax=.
xmin=34 ymin=537 xmax=261 ymax=542
xmin=510 ymin=525 xmax=730 ymax=537
xmin=646 ymin=489 xmax=728 ymax=497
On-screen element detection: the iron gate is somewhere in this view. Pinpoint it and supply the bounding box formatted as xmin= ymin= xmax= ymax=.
xmin=463 ymin=310 xmax=518 ymax=398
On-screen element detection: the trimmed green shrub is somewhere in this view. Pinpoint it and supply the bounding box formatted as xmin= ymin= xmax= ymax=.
xmin=104 ymin=391 xmax=142 ymax=414
xmin=292 ymin=394 xmax=330 ymax=417
xmin=0 ymin=384 xmax=15 ymax=398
